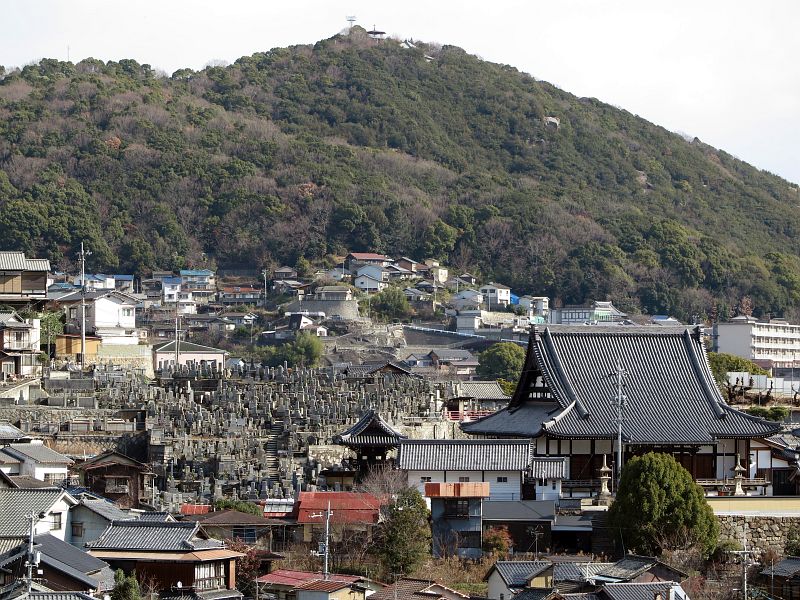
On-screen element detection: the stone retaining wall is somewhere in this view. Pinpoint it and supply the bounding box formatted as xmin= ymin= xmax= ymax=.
xmin=717 ymin=514 xmax=800 ymax=554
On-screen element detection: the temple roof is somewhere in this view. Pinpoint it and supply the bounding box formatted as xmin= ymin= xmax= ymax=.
xmin=464 ymin=326 xmax=780 ymax=444
xmin=332 ymin=410 xmax=406 ymax=448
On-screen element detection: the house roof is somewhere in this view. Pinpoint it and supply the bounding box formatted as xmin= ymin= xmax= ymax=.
xmin=369 ymin=579 xmax=469 ymax=600
xmin=181 ymin=503 xmax=212 ymax=516
xmin=262 ymin=498 xmax=295 ymax=518
xmin=294 ymin=580 xmax=355 ymax=592
xmin=86 ymin=520 xmax=224 ymax=551
xmin=530 ymin=457 xmax=567 ymax=479
xmin=486 ymin=561 xmax=552 ymax=587
xmin=332 ymin=410 xmax=406 ymax=448
xmin=3 ymin=443 xmax=73 ymax=465
xmin=453 ymin=381 xmax=509 ymax=400
xmin=315 ymin=286 xmax=350 ymax=293
xmin=296 ymin=492 xmax=382 ymax=525
xmin=344 ymin=361 xmax=415 ymax=377
xmin=256 ymin=569 xmax=360 ymax=586
xmin=0 ymin=489 xmax=77 ymax=536
xmin=762 ymin=556 xmax=800 ymax=577
xmin=348 ymin=253 xmax=390 ymax=261
xmin=513 ymin=590 xmax=556 ymax=600
xmin=0 ymin=252 xmax=50 ymax=271
xmin=27 ymin=533 xmax=111 ymax=581
xmin=77 ymin=498 xmax=133 ymax=522
xmin=429 ymin=349 xmax=475 ymax=361
xmin=77 ymin=449 xmax=149 ymax=471
xmin=481 ymin=282 xmax=511 ymax=290
xmin=0 ymin=422 xmax=28 ymax=443
xmin=599 ymin=582 xmax=680 ymax=600
xmin=193 ymin=509 xmax=280 ymax=527
xmin=180 ymin=270 xmax=214 ymax=276
xmin=555 ymin=562 xmax=613 ymax=582
xmin=471 ymin=326 xmax=781 ymax=444
xmin=482 ymin=500 xmax=556 ymax=522
xmin=398 ymin=439 xmax=531 ymax=471
xmin=595 ymin=556 xmax=686 ymax=583
xmin=153 ymin=340 xmax=228 ymax=355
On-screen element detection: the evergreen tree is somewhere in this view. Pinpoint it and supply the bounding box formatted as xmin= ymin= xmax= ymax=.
xmin=377 ymin=488 xmax=431 ymax=577
xmin=111 ymin=569 xmax=141 ymax=600
xmin=476 ymin=342 xmax=526 ymax=382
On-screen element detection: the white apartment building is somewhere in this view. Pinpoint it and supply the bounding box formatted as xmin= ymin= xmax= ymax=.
xmin=715 ymin=316 xmax=800 ymax=368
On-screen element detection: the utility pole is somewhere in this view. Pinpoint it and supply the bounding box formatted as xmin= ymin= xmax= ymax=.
xmin=78 ymin=242 xmax=91 ymax=370
xmin=310 ymin=501 xmax=333 ymax=579
xmin=610 ymin=360 xmax=628 ymax=490
xmin=728 ymin=540 xmax=756 ymax=599
xmin=262 ymin=268 xmax=268 ymax=308
xmin=24 ymin=513 xmax=39 ymax=593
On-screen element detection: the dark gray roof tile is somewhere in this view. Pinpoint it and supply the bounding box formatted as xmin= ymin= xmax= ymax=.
xmin=399 ymin=439 xmax=531 ymax=471
xmin=87 ymin=520 xmax=224 ymax=551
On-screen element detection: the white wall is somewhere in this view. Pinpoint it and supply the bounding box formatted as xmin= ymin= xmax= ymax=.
xmin=486 ymin=571 xmax=512 ymax=600
xmin=407 ymin=469 xmax=521 ymax=501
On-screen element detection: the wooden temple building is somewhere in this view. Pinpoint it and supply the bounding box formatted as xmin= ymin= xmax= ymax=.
xmin=333 ymin=409 xmax=406 ymax=477
xmin=463 ymin=326 xmax=795 ymax=497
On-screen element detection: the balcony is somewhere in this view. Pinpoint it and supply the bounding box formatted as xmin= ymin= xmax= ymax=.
xmin=3 ymin=341 xmax=33 ymax=351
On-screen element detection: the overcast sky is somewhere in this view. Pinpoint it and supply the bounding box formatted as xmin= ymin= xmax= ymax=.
xmin=3 ymin=0 xmax=798 ymax=184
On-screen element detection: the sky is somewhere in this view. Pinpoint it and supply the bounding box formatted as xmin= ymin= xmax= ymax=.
xmin=2 ymin=0 xmax=799 ymax=184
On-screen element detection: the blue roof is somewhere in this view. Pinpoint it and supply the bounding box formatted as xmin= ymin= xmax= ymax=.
xmin=180 ymin=269 xmax=213 ymax=276
xmin=112 ymin=274 xmax=134 ymax=281
xmin=85 ymin=274 xmax=107 ymax=281
xmin=510 ymin=293 xmax=520 ymax=305
xmin=162 ymin=277 xmax=182 ymax=284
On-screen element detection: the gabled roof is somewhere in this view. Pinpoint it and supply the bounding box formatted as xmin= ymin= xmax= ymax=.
xmin=180 ymin=270 xmax=214 ymax=276
xmin=153 ymin=340 xmax=228 ymax=355
xmin=599 ymin=582 xmax=682 ymax=600
xmin=530 ymin=457 xmax=567 ymax=479
xmin=296 ymin=492 xmax=382 ymax=525
xmin=471 ymin=326 xmax=781 ymax=443
xmin=369 ymin=578 xmax=469 ymax=600
xmin=0 ymin=252 xmax=50 ymax=271
xmin=485 ymin=561 xmax=552 ymax=586
xmin=0 ymin=422 xmax=28 ymax=443
xmin=762 ymin=556 xmax=800 ymax=577
xmin=595 ymin=555 xmax=686 ymax=583
xmin=294 ymin=580 xmax=354 ymax=592
xmin=482 ymin=500 xmax=555 ymax=522
xmin=344 ymin=361 xmax=415 ymax=377
xmin=0 ymin=489 xmax=77 ymax=536
xmin=77 ymin=449 xmax=150 ymax=472
xmin=256 ymin=569 xmax=360 ymax=586
xmin=76 ymin=498 xmax=133 ymax=522
xmin=86 ymin=520 xmax=224 ymax=551
xmin=453 ymin=381 xmax=509 ymax=400
xmin=3 ymin=443 xmax=73 ymax=465
xmin=399 ymin=439 xmax=530 ymax=471
xmin=192 ymin=509 xmax=279 ymax=527
xmin=347 ymin=253 xmax=390 ymax=261
xmin=332 ymin=410 xmax=406 ymax=448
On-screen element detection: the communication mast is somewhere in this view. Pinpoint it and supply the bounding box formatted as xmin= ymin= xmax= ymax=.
xmin=346 ymin=15 xmax=356 ymax=29
xmin=367 ymin=25 xmax=386 ymax=39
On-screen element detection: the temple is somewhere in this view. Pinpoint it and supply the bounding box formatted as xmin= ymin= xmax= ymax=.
xmin=463 ymin=326 xmax=793 ymax=496
xmin=332 ymin=409 xmax=406 ymax=477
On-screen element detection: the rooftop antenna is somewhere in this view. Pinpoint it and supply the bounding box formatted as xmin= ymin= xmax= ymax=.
xmin=346 ymin=15 xmax=356 ymax=29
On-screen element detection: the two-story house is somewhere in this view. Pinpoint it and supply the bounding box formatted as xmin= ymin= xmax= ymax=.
xmin=0 ymin=488 xmax=78 ymax=544
xmin=75 ymin=450 xmax=154 ymax=509
xmin=221 ymin=286 xmax=262 ymax=306
xmin=344 ymin=253 xmax=392 ymax=271
xmin=0 ymin=311 xmax=42 ymax=378
xmin=59 ymin=290 xmax=139 ymax=345
xmin=0 ymin=252 xmax=50 ymax=308
xmin=479 ymin=283 xmax=511 ymax=309
xmin=0 ymin=442 xmax=73 ymax=485
xmin=426 ymin=482 xmax=489 ymax=559
xmin=87 ymin=520 xmax=243 ymax=599
xmin=162 ymin=277 xmax=182 ymax=303
xmin=180 ymin=269 xmax=216 ymax=304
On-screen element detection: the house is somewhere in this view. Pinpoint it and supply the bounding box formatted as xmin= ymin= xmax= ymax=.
xmin=0 ymin=532 xmax=115 ymax=593
xmin=427 ymin=349 xmax=478 ymax=378
xmin=519 ymin=296 xmax=550 ymax=319
xmin=593 ymin=555 xmax=687 ymax=584
xmin=73 ymin=274 xmax=115 ymax=291
xmin=549 ymin=300 xmax=627 ymax=325
xmin=294 ymin=580 xmax=366 ymax=600
xmin=68 ymin=498 xmax=135 ymax=547
xmin=221 ymin=312 xmax=258 ymax=327
xmin=459 ymin=273 xmax=477 ymax=285
xmin=479 ymin=283 xmax=511 ymax=308
xmin=176 ymin=291 xmax=198 ymax=315
xmin=0 ymin=311 xmax=42 ymax=378
xmin=342 ymin=361 xmax=415 ymax=380
xmin=111 ymin=274 xmax=135 ymax=294
xmin=87 ymin=520 xmax=244 ymax=598
xmin=314 ymin=286 xmax=353 ymax=301
xmin=353 ymin=274 xmax=387 ymax=294
xmin=295 ymin=492 xmax=383 ymax=544
xmin=396 ymin=257 xmax=422 ymax=273
xmin=0 ymin=252 xmax=51 ymax=306
xmin=182 ymin=314 xmax=237 ymax=337
xmin=451 ymin=289 xmax=484 ymax=311
xmin=255 ymin=569 xmax=362 ymax=600
xmin=368 ymin=579 xmax=469 ymax=600
xmin=332 ymin=410 xmax=406 ymax=476
xmin=53 ymin=333 xmax=101 ymax=363
xmin=152 ymin=339 xmax=228 ymax=372
xmin=221 ymin=285 xmax=262 ymax=306
xmin=463 ymin=326 xmax=783 ymax=497
xmin=715 ymin=316 xmax=800 ymax=370
xmin=398 ymin=439 xmax=531 ymax=501
xmin=0 ymin=488 xmax=78 ymax=545
xmin=426 ymin=482 xmax=489 ymax=559
xmin=445 ymin=381 xmax=510 ymax=419
xmin=161 ymin=276 xmax=183 ymax=303
xmin=761 ymin=556 xmax=800 ymax=600
xmin=0 ymin=422 xmax=30 ymax=445
xmin=356 ymin=264 xmax=390 ymax=283
xmin=344 ymin=253 xmax=392 ymax=271
xmin=75 ymin=450 xmax=154 ymax=509
xmin=423 ymin=260 xmax=449 ymax=285
xmin=186 ymin=509 xmax=284 ymax=550
xmin=481 ymin=500 xmax=557 ymax=555
xmin=0 ymin=442 xmax=73 ymax=485
xmin=484 ymin=560 xmax=632 ymax=599
xmin=58 ymin=289 xmax=139 ymax=345
xmin=274 ymin=266 xmax=299 ymax=280
xmin=384 ymin=264 xmax=413 ymax=280
xmin=180 ymin=269 xmax=217 ymax=303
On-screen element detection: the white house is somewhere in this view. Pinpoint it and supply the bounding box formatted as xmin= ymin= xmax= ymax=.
xmin=73 ymin=274 xmax=115 ymax=291
xmin=0 ymin=441 xmax=73 ymax=484
xmin=0 ymin=312 xmax=42 ymax=377
xmin=518 ymin=296 xmax=550 ymax=319
xmin=451 ymin=289 xmax=484 ymax=311
xmin=398 ymin=439 xmax=531 ymax=502
xmin=0 ymin=488 xmax=78 ymax=542
xmin=153 ymin=340 xmax=228 ymax=372
xmin=61 ymin=290 xmax=139 ymax=345
xmin=479 ymin=283 xmax=511 ymax=308
xmin=354 ymin=274 xmax=387 ymax=294
xmin=161 ymin=277 xmax=182 ymax=303
xmin=355 ymin=264 xmax=390 ymax=283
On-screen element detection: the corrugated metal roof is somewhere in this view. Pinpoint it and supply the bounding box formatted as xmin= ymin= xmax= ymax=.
xmin=256 ymin=569 xmax=360 ymax=586
xmin=296 ymin=492 xmax=382 ymax=525
xmin=153 ymin=340 xmax=228 ymax=354
xmin=294 ymin=580 xmax=354 ymax=592
xmin=482 ymin=500 xmax=555 ymax=522
xmin=88 ymin=548 xmax=243 ymax=562
xmin=181 ymin=503 xmax=212 ymax=515
xmin=0 ymin=252 xmax=50 ymax=271
xmin=399 ymin=439 xmax=531 ymax=471
xmin=555 ymin=562 xmax=612 ymax=582
xmin=369 ymin=579 xmax=469 ymax=600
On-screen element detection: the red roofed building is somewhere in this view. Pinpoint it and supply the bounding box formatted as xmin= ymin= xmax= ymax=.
xmin=345 ymin=253 xmax=392 ymax=270
xmin=256 ymin=569 xmax=362 ymax=600
xmin=295 ymin=492 xmax=384 ymax=543
xmin=181 ymin=503 xmax=212 ymax=515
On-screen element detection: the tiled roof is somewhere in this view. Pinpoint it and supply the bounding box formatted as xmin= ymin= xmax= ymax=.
xmin=195 ymin=509 xmax=279 ymax=526
xmin=30 ymin=532 xmax=110 ymax=579
xmin=0 ymin=422 xmax=27 ymax=442
xmin=513 ymin=589 xmax=555 ymax=600
xmin=530 ymin=457 xmax=567 ymax=479
xmin=489 ymin=561 xmax=552 ymax=587
xmin=137 ymin=511 xmax=175 ymax=522
xmin=600 ymin=582 xmax=680 ymax=600
xmin=454 ymin=381 xmax=509 ymax=400
xmin=0 ymin=252 xmax=50 ymax=271
xmin=333 ymin=410 xmax=406 ymax=448
xmin=255 ymin=569 xmax=359 ymax=586
xmin=4 ymin=443 xmax=73 ymax=464
xmin=429 ymin=349 xmax=475 ymax=361
xmin=501 ymin=326 xmax=781 ymax=443
xmin=595 ymin=556 xmax=657 ymax=581
xmin=555 ymin=562 xmax=613 ymax=582
xmin=398 ymin=439 xmax=531 ymax=471
xmin=0 ymin=489 xmax=75 ymax=535
xmin=460 ymin=401 xmax=560 ymax=437
xmin=17 ymin=593 xmax=96 ymax=600
xmin=77 ymin=498 xmax=132 ymax=522
xmin=762 ymin=556 xmax=800 ymax=577
xmin=8 ymin=476 xmax=55 ymax=489
xmin=87 ymin=520 xmax=224 ymax=551
xmin=369 ymin=579 xmax=469 ymax=600
xmin=296 ymin=492 xmax=382 ymax=525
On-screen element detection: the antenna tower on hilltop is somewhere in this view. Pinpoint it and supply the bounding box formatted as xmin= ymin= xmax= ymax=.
xmin=346 ymin=15 xmax=356 ymax=29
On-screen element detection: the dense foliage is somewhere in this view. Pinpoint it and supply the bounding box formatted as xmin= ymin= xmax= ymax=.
xmin=377 ymin=487 xmax=431 ymax=577
xmin=2 ymin=29 xmax=800 ymax=319
xmin=111 ymin=569 xmax=141 ymax=600
xmin=707 ymin=351 xmax=769 ymax=385
xmin=213 ymin=498 xmax=263 ymax=516
xmin=609 ymin=452 xmax=719 ymax=557
xmin=477 ymin=342 xmax=526 ymax=382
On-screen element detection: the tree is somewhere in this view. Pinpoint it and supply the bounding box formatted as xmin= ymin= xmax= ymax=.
xmin=608 ymin=452 xmax=719 ymax=557
xmin=371 ymin=287 xmax=411 ymax=321
xmin=476 ymin=342 xmax=525 ymax=382
xmin=707 ymin=352 xmax=768 ymax=386
xmin=111 ymin=569 xmax=141 ymax=600
xmin=289 ymin=331 xmax=323 ymax=366
xmin=226 ymin=538 xmax=262 ymax=596
xmin=377 ymin=487 xmax=431 ymax=577
xmin=482 ymin=526 xmax=513 ymax=558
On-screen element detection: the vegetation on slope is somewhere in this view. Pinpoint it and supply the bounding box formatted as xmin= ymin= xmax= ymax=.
xmin=1 ymin=28 xmax=799 ymax=320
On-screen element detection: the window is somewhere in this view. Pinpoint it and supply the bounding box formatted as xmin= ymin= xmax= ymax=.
xmin=194 ymin=562 xmax=225 ymax=590
xmin=50 ymin=513 xmax=62 ymax=530
xmin=458 ymin=531 xmax=482 ymax=548
xmin=69 ymin=307 xmax=77 ymax=319
xmin=44 ymin=473 xmax=63 ymax=485
xmin=121 ymin=308 xmax=133 ymax=317
xmin=420 ymin=477 xmax=432 ymax=483
xmin=496 ymin=476 xmax=508 ymax=483
xmin=458 ymin=476 xmax=470 ymax=483
xmin=233 ymin=527 xmax=257 ymax=543
xmin=72 ymin=522 xmax=84 ymax=538
xmin=444 ymin=499 xmax=470 ymax=518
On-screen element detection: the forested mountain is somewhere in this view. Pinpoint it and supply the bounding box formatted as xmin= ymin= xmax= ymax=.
xmin=1 ymin=27 xmax=799 ymax=320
